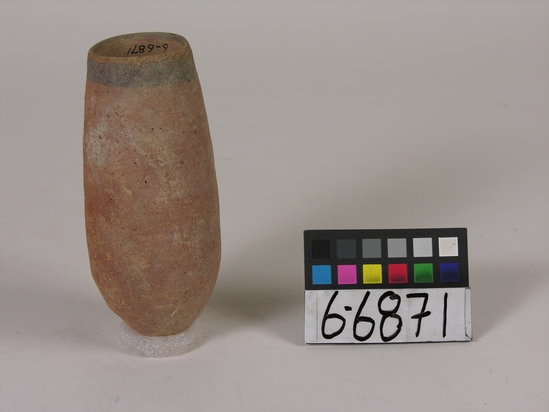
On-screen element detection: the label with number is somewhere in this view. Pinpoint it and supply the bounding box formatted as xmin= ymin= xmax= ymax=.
xmin=304 ymin=228 xmax=472 ymax=344
xmin=305 ymin=288 xmax=471 ymax=343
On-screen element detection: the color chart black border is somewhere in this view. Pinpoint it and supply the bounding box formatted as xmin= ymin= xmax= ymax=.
xmin=304 ymin=228 xmax=468 ymax=290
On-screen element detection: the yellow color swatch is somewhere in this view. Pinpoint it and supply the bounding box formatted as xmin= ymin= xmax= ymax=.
xmin=362 ymin=264 xmax=382 ymax=284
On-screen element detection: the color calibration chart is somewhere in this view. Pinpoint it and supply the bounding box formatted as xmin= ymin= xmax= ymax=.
xmin=304 ymin=228 xmax=472 ymax=344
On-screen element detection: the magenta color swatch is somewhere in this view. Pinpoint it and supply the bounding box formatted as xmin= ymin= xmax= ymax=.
xmin=337 ymin=265 xmax=357 ymax=284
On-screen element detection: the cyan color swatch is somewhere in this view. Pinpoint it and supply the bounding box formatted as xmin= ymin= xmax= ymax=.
xmin=312 ymin=265 xmax=331 ymax=285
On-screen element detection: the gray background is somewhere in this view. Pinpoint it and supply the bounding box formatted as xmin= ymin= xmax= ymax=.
xmin=1 ymin=1 xmax=548 ymax=411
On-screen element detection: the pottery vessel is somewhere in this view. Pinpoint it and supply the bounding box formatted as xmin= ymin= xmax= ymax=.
xmin=83 ymin=32 xmax=220 ymax=336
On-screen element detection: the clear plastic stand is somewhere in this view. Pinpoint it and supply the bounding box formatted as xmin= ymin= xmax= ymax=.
xmin=118 ymin=317 xmax=203 ymax=358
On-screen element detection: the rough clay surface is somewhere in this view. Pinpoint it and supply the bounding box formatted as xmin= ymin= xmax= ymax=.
xmin=83 ymin=33 xmax=221 ymax=337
